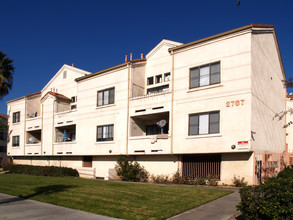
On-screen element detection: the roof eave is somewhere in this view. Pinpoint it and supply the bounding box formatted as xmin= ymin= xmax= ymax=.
xmin=168 ymin=24 xmax=275 ymax=53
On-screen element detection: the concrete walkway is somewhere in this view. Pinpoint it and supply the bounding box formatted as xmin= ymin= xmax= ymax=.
xmin=168 ymin=189 xmax=241 ymax=220
xmin=0 ymin=193 xmax=118 ymax=220
xmin=0 ymin=189 xmax=240 ymax=220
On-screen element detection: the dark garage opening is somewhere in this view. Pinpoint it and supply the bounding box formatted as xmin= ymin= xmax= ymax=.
xmin=182 ymin=154 xmax=221 ymax=179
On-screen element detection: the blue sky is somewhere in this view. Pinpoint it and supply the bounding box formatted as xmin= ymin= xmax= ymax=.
xmin=1 ymin=0 xmax=293 ymax=114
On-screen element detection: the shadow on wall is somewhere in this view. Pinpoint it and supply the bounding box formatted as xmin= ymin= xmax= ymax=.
xmin=0 ymin=184 xmax=75 ymax=205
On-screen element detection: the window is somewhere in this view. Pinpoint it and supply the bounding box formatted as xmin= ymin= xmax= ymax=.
xmin=156 ymin=75 xmax=162 ymax=83
xmin=190 ymin=62 xmax=220 ymax=89
xmin=12 ymin=135 xmax=20 ymax=147
xmin=147 ymin=77 xmax=154 ymax=85
xmin=164 ymin=72 xmax=171 ymax=82
xmin=63 ymin=70 xmax=67 ymax=79
xmin=97 ymin=88 xmax=115 ymax=106
xmin=13 ymin=112 xmax=20 ymax=123
xmin=96 ymin=124 xmax=114 ymax=141
xmin=189 ymin=111 xmax=219 ymax=135
xmin=71 ymin=96 xmax=77 ymax=103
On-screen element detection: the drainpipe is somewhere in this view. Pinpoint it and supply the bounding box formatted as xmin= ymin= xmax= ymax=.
xmin=170 ymin=51 xmax=175 ymax=154
xmin=24 ymin=98 xmax=27 ymax=156
xmin=52 ymin=100 xmax=56 ymax=155
xmin=41 ymin=103 xmax=44 ymax=156
xmin=126 ymin=63 xmax=130 ymax=155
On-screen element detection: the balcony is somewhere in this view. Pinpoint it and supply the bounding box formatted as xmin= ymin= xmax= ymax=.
xmin=53 ymin=141 xmax=77 ymax=155
xmin=26 ymin=117 xmax=42 ymax=131
xmin=130 ymin=89 xmax=171 ymax=115
xmin=128 ymin=112 xmax=171 ymax=154
xmin=54 ymin=124 xmax=76 ymax=155
xmin=25 ymin=144 xmax=41 ymax=156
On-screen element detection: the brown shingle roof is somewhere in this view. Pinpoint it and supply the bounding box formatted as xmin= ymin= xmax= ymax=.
xmin=75 ymin=59 xmax=147 ymax=82
xmin=0 ymin=114 xmax=7 ymax=120
xmin=41 ymin=91 xmax=71 ymax=102
xmin=26 ymin=92 xmax=41 ymax=97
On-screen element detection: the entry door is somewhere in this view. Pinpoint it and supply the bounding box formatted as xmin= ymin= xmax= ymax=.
xmin=83 ymin=156 xmax=93 ymax=167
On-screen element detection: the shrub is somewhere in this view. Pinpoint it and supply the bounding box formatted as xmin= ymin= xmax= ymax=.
xmin=171 ymin=171 xmax=206 ymax=185
xmin=277 ymin=166 xmax=293 ymax=179
xmin=232 ymin=175 xmax=248 ymax=187
xmin=115 ymin=155 xmax=149 ymax=182
xmin=206 ymin=174 xmax=219 ymax=186
xmin=4 ymin=164 xmax=79 ymax=177
xmin=150 ymin=174 xmax=170 ymax=184
xmin=237 ymin=177 xmax=293 ymax=219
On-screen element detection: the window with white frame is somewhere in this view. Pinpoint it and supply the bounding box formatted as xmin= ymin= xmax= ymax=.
xmin=96 ymin=124 xmax=114 ymax=142
xmin=12 ymin=135 xmax=20 ymax=147
xmin=13 ymin=111 xmax=20 ymax=123
xmin=97 ymin=87 xmax=115 ymax=107
xmin=189 ymin=111 xmax=219 ymax=135
xmin=190 ymin=62 xmax=220 ymax=89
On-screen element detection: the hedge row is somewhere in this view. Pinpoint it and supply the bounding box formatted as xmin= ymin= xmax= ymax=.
xmin=4 ymin=164 xmax=79 ymax=177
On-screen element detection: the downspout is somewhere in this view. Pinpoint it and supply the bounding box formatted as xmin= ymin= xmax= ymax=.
xmin=24 ymin=98 xmax=27 ymax=156
xmin=41 ymin=103 xmax=44 ymax=156
xmin=52 ymin=100 xmax=56 ymax=155
xmin=170 ymin=51 xmax=175 ymax=154
xmin=126 ymin=63 xmax=130 ymax=155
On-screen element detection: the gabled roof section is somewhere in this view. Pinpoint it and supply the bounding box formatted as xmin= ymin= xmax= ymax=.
xmin=26 ymin=92 xmax=41 ymax=98
xmin=75 ymin=58 xmax=146 ymax=82
xmin=41 ymin=64 xmax=91 ymax=92
xmin=0 ymin=114 xmax=7 ymax=120
xmin=146 ymin=39 xmax=183 ymax=59
xmin=41 ymin=91 xmax=71 ymax=103
xmin=168 ymin=24 xmax=275 ymax=53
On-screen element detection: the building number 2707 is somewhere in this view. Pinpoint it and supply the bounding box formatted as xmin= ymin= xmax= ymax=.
xmin=226 ymin=100 xmax=245 ymax=107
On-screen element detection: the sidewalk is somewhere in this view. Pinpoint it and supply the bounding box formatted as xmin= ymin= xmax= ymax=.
xmin=168 ymin=189 xmax=241 ymax=220
xmin=0 ymin=193 xmax=118 ymax=220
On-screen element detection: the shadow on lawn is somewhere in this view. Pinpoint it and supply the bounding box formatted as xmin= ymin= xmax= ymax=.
xmin=0 ymin=185 xmax=75 ymax=205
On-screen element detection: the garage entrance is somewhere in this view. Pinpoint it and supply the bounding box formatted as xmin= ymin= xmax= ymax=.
xmin=182 ymin=154 xmax=221 ymax=179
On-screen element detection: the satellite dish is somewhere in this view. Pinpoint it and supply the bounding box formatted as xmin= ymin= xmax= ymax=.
xmin=157 ymin=119 xmax=167 ymax=128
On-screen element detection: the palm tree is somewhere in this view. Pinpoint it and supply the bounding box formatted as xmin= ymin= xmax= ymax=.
xmin=0 ymin=51 xmax=14 ymax=100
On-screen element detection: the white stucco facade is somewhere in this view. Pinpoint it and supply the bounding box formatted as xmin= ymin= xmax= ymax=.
xmin=6 ymin=24 xmax=286 ymax=184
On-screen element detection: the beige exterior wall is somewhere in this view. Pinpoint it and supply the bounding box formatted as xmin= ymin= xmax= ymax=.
xmin=173 ymin=31 xmax=252 ymax=154
xmin=251 ymin=32 xmax=286 ymax=153
xmin=286 ymin=98 xmax=293 ymax=151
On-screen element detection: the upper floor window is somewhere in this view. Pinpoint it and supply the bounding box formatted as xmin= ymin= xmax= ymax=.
xmin=97 ymin=87 xmax=115 ymax=107
xmin=189 ymin=111 xmax=219 ymax=135
xmin=147 ymin=77 xmax=154 ymax=85
xmin=164 ymin=72 xmax=171 ymax=82
xmin=13 ymin=111 xmax=20 ymax=123
xmin=190 ymin=62 xmax=220 ymax=89
xmin=12 ymin=135 xmax=20 ymax=147
xmin=96 ymin=124 xmax=114 ymax=142
xmin=63 ymin=70 xmax=67 ymax=79
xmin=156 ymin=74 xmax=162 ymax=83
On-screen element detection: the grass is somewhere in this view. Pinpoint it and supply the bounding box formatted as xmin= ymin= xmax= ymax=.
xmin=0 ymin=174 xmax=232 ymax=219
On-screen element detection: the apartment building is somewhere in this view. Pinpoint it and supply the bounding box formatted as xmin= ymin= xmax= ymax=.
xmin=6 ymin=24 xmax=286 ymax=184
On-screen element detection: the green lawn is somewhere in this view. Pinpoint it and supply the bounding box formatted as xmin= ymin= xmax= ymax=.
xmin=0 ymin=174 xmax=232 ymax=219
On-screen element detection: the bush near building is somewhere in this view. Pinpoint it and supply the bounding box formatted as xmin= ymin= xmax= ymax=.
xmin=115 ymin=155 xmax=149 ymax=182
xmin=4 ymin=164 xmax=79 ymax=177
xmin=237 ymin=167 xmax=293 ymax=219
